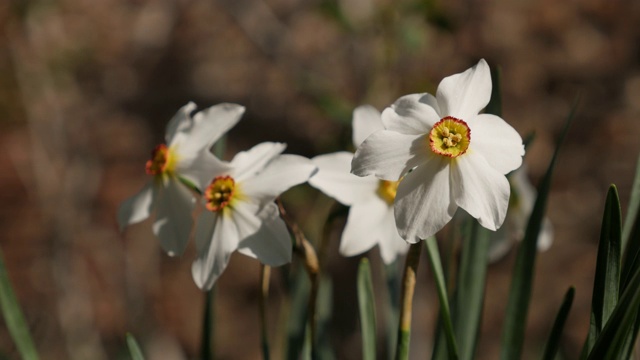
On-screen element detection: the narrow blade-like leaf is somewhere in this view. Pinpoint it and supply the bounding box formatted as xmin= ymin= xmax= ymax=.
xmin=587 ymin=264 xmax=640 ymax=360
xmin=622 ymin=154 xmax=640 ymax=250
xmin=425 ymin=237 xmax=459 ymax=360
xmin=0 ymin=248 xmax=39 ymax=360
xmin=582 ymin=185 xmax=622 ymax=356
xmin=542 ymin=287 xmax=575 ymax=360
xmin=357 ymin=259 xmax=377 ymax=360
xmin=500 ymin=98 xmax=579 ymax=360
xmin=126 ymin=333 xmax=145 ymax=360
xmin=454 ymin=221 xmax=491 ymax=360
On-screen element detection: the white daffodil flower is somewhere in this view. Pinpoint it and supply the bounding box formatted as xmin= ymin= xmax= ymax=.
xmin=351 ymin=59 xmax=525 ymax=243
xmin=118 ymin=102 xmax=244 ymax=256
xmin=191 ymin=142 xmax=317 ymax=290
xmin=309 ymin=105 xmax=409 ymax=264
xmin=488 ymin=164 xmax=553 ymax=262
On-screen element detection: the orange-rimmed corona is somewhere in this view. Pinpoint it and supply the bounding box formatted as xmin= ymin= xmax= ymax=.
xmin=145 ymin=144 xmax=177 ymax=176
xmin=429 ymin=116 xmax=471 ymax=158
xmin=205 ymin=176 xmax=236 ymax=212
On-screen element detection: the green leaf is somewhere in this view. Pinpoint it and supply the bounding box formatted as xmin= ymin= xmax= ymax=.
xmin=126 ymin=333 xmax=145 ymax=360
xmin=0 ymin=247 xmax=39 ymax=360
xmin=425 ymin=237 xmax=459 ymax=360
xmin=582 ymin=185 xmax=622 ymax=356
xmin=542 ymin=287 xmax=575 ymax=360
xmin=587 ymin=264 xmax=640 ymax=360
xmin=500 ymin=98 xmax=579 ymax=360
xmin=357 ymin=259 xmax=377 ymax=360
xmin=622 ymin=154 xmax=640 ymax=251
xmin=285 ymin=270 xmax=311 ymax=360
xmin=453 ymin=221 xmax=491 ymax=360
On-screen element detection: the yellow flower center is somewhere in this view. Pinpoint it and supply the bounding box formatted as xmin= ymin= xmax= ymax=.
xmin=145 ymin=144 xmax=177 ymax=176
xmin=428 ymin=116 xmax=471 ymax=158
xmin=377 ymin=180 xmax=400 ymax=205
xmin=205 ymin=176 xmax=236 ymax=212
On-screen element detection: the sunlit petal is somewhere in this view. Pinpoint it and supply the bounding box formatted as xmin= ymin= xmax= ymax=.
xmin=231 ymin=142 xmax=286 ymax=182
xmin=117 ymin=183 xmax=155 ymax=231
xmin=237 ymin=203 xmax=292 ymax=266
xmin=174 ymin=103 xmax=245 ymax=154
xmin=381 ymin=93 xmax=441 ymax=135
xmin=241 ymin=154 xmax=316 ymax=205
xmin=177 ymin=151 xmax=231 ymax=192
xmin=309 ymin=152 xmax=378 ymax=205
xmin=352 ymin=130 xmax=427 ymax=181
xmin=340 ymin=198 xmax=390 ymax=257
xmin=165 ymin=102 xmax=197 ymax=145
xmin=152 ymin=178 xmax=196 ymax=256
xmin=466 ymin=114 xmax=524 ymax=174
xmin=450 ymin=152 xmax=510 ymax=231
xmin=192 ymin=211 xmax=239 ymax=290
xmin=352 ymin=105 xmax=384 ymax=147
xmin=394 ymin=156 xmax=456 ymax=242
xmin=436 ymin=59 xmax=491 ymax=120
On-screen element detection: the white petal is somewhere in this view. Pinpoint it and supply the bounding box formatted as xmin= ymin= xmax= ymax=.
xmin=152 ymin=178 xmax=196 ymax=256
xmin=394 ymin=156 xmax=457 ymax=243
xmin=377 ymin=208 xmax=410 ymax=264
xmin=467 ymin=114 xmax=524 ymax=174
xmin=117 ymin=183 xmax=155 ymax=231
xmin=173 ymin=103 xmax=245 ymax=155
xmin=450 ymin=152 xmax=510 ymax=231
xmin=176 ymin=151 xmax=231 ymax=192
xmin=436 ymin=59 xmax=491 ymax=120
xmin=351 ymin=130 xmax=427 ymax=181
xmin=165 ymin=102 xmax=197 ymax=144
xmin=237 ymin=203 xmax=292 ymax=266
xmin=352 ymin=105 xmax=384 ymax=147
xmin=231 ymin=142 xmax=286 ymax=182
xmin=381 ymin=93 xmax=441 ymax=135
xmin=240 ymin=154 xmax=316 ymax=205
xmin=191 ymin=211 xmax=239 ymax=290
xmin=340 ymin=198 xmax=390 ymax=257
xmin=309 ymin=152 xmax=379 ymax=205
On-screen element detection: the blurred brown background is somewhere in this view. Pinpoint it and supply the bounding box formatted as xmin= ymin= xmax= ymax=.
xmin=1 ymin=0 xmax=640 ymax=359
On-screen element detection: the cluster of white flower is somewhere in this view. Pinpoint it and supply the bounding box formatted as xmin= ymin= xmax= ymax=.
xmin=118 ymin=59 xmax=550 ymax=290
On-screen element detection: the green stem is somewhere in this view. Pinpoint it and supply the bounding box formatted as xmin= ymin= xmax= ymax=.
xmin=259 ymin=265 xmax=271 ymax=360
xmin=395 ymin=241 xmax=423 ymax=360
xmin=201 ymin=289 xmax=214 ymax=360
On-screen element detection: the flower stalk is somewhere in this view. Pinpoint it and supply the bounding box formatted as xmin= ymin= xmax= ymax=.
xmin=276 ymin=198 xmax=320 ymax=358
xmin=259 ymin=265 xmax=271 ymax=360
xmin=395 ymin=241 xmax=423 ymax=360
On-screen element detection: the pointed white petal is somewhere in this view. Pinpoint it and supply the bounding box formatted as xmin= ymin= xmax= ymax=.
xmin=174 ymin=103 xmax=245 ymax=155
xmin=377 ymin=208 xmax=410 ymax=264
xmin=309 ymin=152 xmax=379 ymax=205
xmin=351 ymin=130 xmax=427 ymax=181
xmin=192 ymin=211 xmax=239 ymax=290
xmin=117 ymin=183 xmax=155 ymax=231
xmin=451 ymin=152 xmax=510 ymax=231
xmin=240 ymin=154 xmax=316 ymax=205
xmin=231 ymin=142 xmax=286 ymax=182
xmin=165 ymin=102 xmax=197 ymax=144
xmin=467 ymin=114 xmax=524 ymax=174
xmin=381 ymin=93 xmax=441 ymax=135
xmin=152 ymin=178 xmax=196 ymax=256
xmin=177 ymin=151 xmax=231 ymax=192
xmin=436 ymin=59 xmax=491 ymax=120
xmin=394 ymin=156 xmax=456 ymax=243
xmin=340 ymin=198 xmax=390 ymax=257
xmin=237 ymin=203 xmax=292 ymax=266
xmin=352 ymin=105 xmax=384 ymax=147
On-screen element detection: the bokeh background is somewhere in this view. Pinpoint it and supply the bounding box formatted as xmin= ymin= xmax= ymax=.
xmin=1 ymin=0 xmax=640 ymax=359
